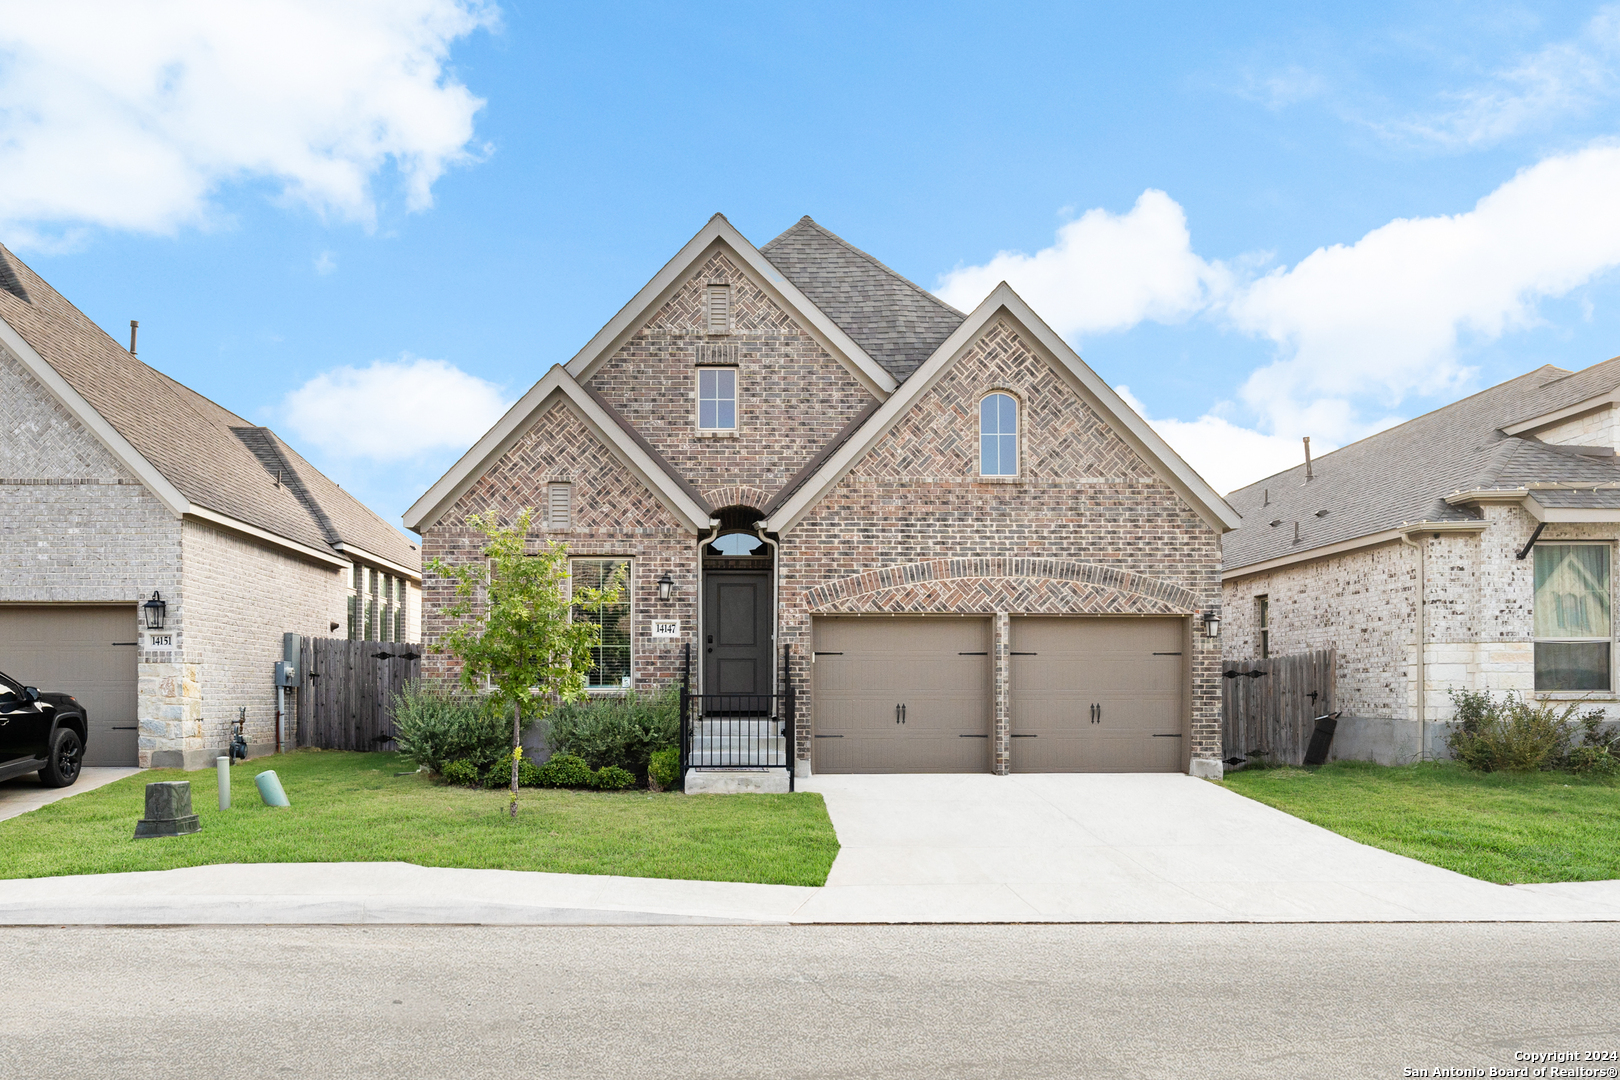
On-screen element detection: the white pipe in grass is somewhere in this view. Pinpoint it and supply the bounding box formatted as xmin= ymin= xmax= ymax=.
xmin=217 ymin=756 xmax=230 ymax=810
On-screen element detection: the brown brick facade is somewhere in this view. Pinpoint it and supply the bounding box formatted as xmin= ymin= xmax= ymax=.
xmin=585 ymin=250 xmax=878 ymax=506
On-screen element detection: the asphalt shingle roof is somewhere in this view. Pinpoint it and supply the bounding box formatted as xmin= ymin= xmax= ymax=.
xmin=0 ymin=241 xmax=420 ymax=572
xmin=762 ymin=217 xmax=966 ymax=382
xmin=1223 ymin=358 xmax=1620 ymax=572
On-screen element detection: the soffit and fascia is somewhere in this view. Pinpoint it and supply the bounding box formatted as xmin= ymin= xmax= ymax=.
xmin=402 ymin=364 xmax=715 ymax=535
xmin=561 ymin=214 xmax=899 ymax=400
xmin=762 ymin=282 xmax=1243 ymax=536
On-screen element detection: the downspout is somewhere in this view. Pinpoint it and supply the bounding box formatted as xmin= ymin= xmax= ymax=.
xmin=697 ymin=521 xmax=721 ymax=696
xmin=1400 ymin=531 xmax=1425 ymax=762
xmin=753 ymin=522 xmax=782 ymax=700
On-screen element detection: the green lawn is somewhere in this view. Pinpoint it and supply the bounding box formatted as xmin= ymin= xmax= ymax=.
xmin=1220 ymin=760 xmax=1620 ymax=884
xmin=0 ymin=750 xmax=840 ymax=886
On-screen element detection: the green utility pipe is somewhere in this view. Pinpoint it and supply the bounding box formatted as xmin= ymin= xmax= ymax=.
xmin=255 ymin=770 xmax=291 ymax=807
xmin=217 ymin=756 xmax=230 ymax=810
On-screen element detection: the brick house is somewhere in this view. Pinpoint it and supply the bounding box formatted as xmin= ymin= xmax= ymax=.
xmin=407 ymin=215 xmax=1239 ymax=784
xmin=1222 ymin=359 xmax=1620 ymax=763
xmin=0 ymin=243 xmax=421 ymax=768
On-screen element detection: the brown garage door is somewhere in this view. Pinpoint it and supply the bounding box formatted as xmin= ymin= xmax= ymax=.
xmin=0 ymin=606 xmax=139 ymax=766
xmin=1010 ymin=617 xmax=1185 ymax=772
xmin=812 ymin=617 xmax=991 ymax=773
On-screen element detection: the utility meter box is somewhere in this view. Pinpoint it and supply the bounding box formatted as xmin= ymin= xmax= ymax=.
xmin=273 ymin=660 xmax=298 ymax=688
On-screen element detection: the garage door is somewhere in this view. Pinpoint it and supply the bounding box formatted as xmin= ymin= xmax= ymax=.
xmin=0 ymin=606 xmax=139 ymax=766
xmin=812 ymin=617 xmax=991 ymax=773
xmin=1010 ymin=617 xmax=1184 ymax=772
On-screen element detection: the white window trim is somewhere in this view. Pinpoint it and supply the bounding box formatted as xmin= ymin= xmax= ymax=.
xmin=978 ymin=390 xmax=1021 ymax=478
xmin=696 ymin=366 xmax=739 ymax=433
xmin=1531 ymin=539 xmax=1615 ymax=694
xmin=569 ymin=556 xmax=634 ymax=691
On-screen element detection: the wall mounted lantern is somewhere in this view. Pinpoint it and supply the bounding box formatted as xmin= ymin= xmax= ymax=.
xmin=657 ymin=572 xmax=675 ymax=602
xmin=143 ymin=591 xmax=168 ymax=630
xmin=1202 ymin=610 xmax=1220 ymax=638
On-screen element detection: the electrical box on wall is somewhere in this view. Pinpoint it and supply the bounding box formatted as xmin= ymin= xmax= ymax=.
xmin=273 ymin=660 xmax=297 ymax=688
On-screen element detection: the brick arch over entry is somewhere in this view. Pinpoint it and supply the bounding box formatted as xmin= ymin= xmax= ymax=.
xmin=702 ymin=485 xmax=771 ymax=513
xmin=803 ymin=558 xmax=1200 ymax=615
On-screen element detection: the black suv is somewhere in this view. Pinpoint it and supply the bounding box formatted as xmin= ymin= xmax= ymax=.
xmin=0 ymin=669 xmax=87 ymax=787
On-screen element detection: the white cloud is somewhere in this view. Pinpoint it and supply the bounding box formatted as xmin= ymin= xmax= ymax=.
xmin=1227 ymin=141 xmax=1620 ymax=438
xmin=1115 ymin=386 xmax=1325 ymax=495
xmin=1382 ymin=6 xmax=1620 ymax=148
xmin=934 ymin=190 xmax=1230 ymax=336
xmin=314 ymin=251 xmax=337 ymax=276
xmin=0 ymin=0 xmax=496 ymax=246
xmin=281 ymin=356 xmax=509 ymax=462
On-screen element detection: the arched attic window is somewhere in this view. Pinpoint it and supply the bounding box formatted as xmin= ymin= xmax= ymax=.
xmin=979 ymin=392 xmax=1019 ymax=476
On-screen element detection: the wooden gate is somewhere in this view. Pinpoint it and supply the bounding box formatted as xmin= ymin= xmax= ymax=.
xmin=295 ymin=638 xmax=421 ymax=751
xmin=1221 ymin=648 xmax=1336 ymax=766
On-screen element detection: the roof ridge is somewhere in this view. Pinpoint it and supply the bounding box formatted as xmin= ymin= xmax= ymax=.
xmin=765 ymin=216 xmax=967 ymax=318
xmin=0 ymin=247 xmax=31 ymax=303
xmin=266 ymin=430 xmax=422 ymax=552
xmin=1225 ymin=364 xmax=1576 ymax=496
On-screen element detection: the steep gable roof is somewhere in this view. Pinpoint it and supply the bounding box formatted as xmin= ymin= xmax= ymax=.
xmin=1222 ymin=358 xmax=1620 ymax=575
xmin=0 ymin=241 xmax=419 ymax=573
xmin=761 ymin=217 xmax=966 ymax=383
xmin=563 ymin=213 xmax=899 ymax=397
xmin=763 ymin=282 xmax=1241 ymax=535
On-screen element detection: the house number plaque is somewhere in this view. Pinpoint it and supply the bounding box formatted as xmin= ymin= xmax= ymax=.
xmin=651 ymin=620 xmax=680 ymax=639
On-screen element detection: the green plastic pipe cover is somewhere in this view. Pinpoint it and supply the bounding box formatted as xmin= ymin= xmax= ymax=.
xmin=255 ymin=770 xmax=290 ymax=808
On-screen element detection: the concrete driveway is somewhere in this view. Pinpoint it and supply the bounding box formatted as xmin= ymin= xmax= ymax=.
xmin=794 ymin=773 xmax=1620 ymax=922
xmin=0 ymin=768 xmax=141 ymax=823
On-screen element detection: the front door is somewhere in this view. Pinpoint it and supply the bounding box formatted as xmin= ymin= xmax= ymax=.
xmin=703 ymin=572 xmax=773 ymax=697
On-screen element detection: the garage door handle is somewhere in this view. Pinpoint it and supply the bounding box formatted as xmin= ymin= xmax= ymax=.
xmin=111 ymin=725 xmax=137 ymax=730
xmin=1010 ymin=733 xmax=1036 ymax=738
xmin=1152 ymin=733 xmax=1182 ymax=738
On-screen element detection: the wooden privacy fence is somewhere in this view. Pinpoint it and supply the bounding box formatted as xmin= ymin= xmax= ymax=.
xmin=295 ymin=638 xmax=422 ymax=751
xmin=1221 ymin=648 xmax=1337 ymax=766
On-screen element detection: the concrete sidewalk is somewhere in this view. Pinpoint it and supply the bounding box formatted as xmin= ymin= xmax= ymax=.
xmin=0 ymin=773 xmax=1615 ymax=924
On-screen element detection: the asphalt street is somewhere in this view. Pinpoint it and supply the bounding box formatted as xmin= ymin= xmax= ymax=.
xmin=2 ymin=923 xmax=1615 ymax=1078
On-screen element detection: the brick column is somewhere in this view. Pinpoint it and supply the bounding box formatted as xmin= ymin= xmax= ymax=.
xmin=993 ymin=611 xmax=1010 ymax=775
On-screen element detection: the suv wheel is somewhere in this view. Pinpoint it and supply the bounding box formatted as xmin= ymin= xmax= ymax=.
xmin=39 ymin=727 xmax=83 ymax=788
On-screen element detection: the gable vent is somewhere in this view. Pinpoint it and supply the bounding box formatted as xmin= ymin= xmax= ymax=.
xmin=548 ymin=482 xmax=572 ymax=530
xmin=0 ymin=251 xmax=31 ymax=303
xmin=705 ymin=284 xmax=730 ymax=334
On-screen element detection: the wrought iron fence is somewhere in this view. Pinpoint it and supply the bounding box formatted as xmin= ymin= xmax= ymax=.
xmin=679 ymin=643 xmax=796 ymax=789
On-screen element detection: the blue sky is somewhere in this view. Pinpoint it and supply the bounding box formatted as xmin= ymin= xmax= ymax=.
xmin=5 ymin=1 xmax=1620 ymax=526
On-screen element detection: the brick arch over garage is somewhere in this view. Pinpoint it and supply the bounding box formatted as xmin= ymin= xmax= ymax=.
xmin=802 ymin=558 xmax=1200 ymax=615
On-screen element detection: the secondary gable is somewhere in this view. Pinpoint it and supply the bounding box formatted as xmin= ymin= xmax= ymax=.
xmin=1 ymin=340 xmax=133 ymax=481
xmin=585 ymin=247 xmax=879 ymax=509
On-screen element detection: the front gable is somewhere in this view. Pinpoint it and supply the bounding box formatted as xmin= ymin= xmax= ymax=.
xmin=584 ymin=246 xmax=880 ymax=506
xmin=1 ymin=340 xmax=133 ymax=481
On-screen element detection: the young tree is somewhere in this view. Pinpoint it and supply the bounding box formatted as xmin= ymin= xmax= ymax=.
xmin=428 ymin=508 xmax=626 ymax=817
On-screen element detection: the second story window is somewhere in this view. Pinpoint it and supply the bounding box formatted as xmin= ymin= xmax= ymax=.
xmin=979 ymin=392 xmax=1018 ymax=476
xmin=698 ymin=367 xmax=737 ymax=431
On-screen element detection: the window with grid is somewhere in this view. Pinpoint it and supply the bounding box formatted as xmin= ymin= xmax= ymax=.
xmin=571 ymin=558 xmax=631 ymax=688
xmin=347 ymin=564 xmax=361 ymax=640
xmin=1258 ymin=595 xmax=1270 ymax=659
xmin=1533 ymin=543 xmax=1612 ymax=691
xmin=698 ymin=368 xmax=737 ymax=431
xmin=979 ymin=392 xmax=1018 ymax=476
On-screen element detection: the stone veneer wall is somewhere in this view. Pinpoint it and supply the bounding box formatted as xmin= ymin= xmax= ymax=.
xmin=1222 ymin=502 xmax=1620 ymax=728
xmin=1531 ymin=405 xmax=1618 ymax=448
xmin=585 ymin=249 xmax=879 ymax=505
xmin=778 ymin=316 xmax=1225 ymax=773
xmin=177 ymin=519 xmax=347 ymax=766
xmin=420 ymin=401 xmax=698 ymax=692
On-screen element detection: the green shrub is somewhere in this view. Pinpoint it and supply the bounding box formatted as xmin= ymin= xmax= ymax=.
xmin=1446 ymin=690 xmax=1576 ymax=772
xmin=392 ymin=682 xmax=525 ymax=775
xmin=536 ymin=753 xmax=594 ymax=788
xmin=483 ymin=751 xmax=544 ymax=788
xmin=440 ymin=759 xmax=481 ymax=787
xmin=590 ymin=765 xmax=637 ymax=791
xmin=648 ymin=746 xmax=681 ymax=791
xmin=547 ymin=686 xmax=680 ymax=778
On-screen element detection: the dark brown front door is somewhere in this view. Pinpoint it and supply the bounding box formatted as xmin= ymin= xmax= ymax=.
xmin=703 ymin=572 xmax=772 ymax=696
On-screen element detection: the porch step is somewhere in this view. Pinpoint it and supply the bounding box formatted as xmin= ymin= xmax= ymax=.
xmin=687 ymin=718 xmax=786 ymax=768
xmin=683 ymin=768 xmax=791 ymax=795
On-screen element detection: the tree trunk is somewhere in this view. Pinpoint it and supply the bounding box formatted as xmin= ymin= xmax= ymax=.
xmin=510 ymin=700 xmax=520 ymax=817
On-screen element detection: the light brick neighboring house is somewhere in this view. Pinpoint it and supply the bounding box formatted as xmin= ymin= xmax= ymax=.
xmin=408 ymin=215 xmax=1239 ymax=784
xmin=1221 ymin=359 xmax=1620 ymax=764
xmin=0 ymin=243 xmax=421 ymax=768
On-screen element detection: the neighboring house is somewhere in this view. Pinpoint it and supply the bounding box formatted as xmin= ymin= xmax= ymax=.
xmin=408 ymin=214 xmax=1239 ymax=782
xmin=1222 ymin=359 xmax=1620 ymax=763
xmin=0 ymin=243 xmax=421 ymax=768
